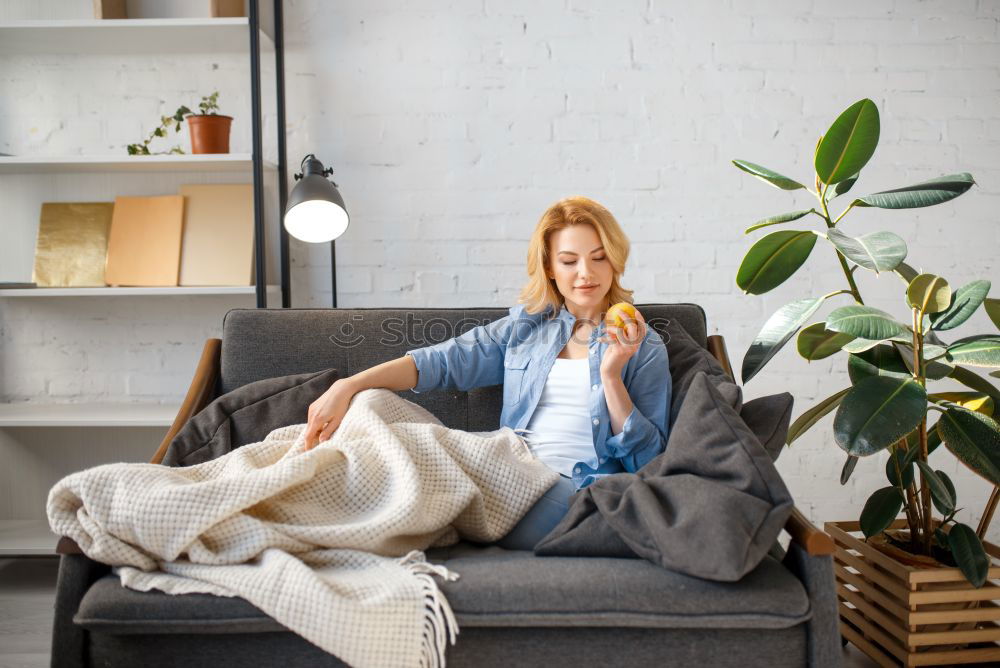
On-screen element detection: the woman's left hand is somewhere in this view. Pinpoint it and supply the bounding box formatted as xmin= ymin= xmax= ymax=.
xmin=599 ymin=308 xmax=647 ymax=377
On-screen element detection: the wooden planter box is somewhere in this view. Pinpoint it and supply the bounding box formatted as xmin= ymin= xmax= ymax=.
xmin=826 ymin=519 xmax=1000 ymax=667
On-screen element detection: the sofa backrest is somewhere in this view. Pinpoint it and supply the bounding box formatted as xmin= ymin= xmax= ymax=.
xmin=219 ymin=303 xmax=708 ymax=432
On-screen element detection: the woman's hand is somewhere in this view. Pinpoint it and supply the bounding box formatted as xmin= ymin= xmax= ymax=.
xmin=599 ymin=308 xmax=647 ymax=377
xmin=304 ymin=378 xmax=358 ymax=450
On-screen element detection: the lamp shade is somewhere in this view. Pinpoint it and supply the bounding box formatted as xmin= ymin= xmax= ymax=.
xmin=284 ymin=155 xmax=349 ymax=243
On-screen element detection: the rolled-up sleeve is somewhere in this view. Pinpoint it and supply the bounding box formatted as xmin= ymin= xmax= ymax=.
xmin=405 ymin=306 xmax=521 ymax=394
xmin=604 ymin=339 xmax=671 ymax=472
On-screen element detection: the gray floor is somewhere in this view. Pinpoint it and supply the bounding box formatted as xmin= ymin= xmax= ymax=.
xmin=0 ymin=556 xmax=878 ymax=668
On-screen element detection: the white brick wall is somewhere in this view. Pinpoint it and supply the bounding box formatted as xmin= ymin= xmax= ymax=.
xmin=2 ymin=0 xmax=999 ymax=542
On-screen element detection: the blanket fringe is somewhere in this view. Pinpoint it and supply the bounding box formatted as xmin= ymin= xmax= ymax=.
xmin=398 ymin=550 xmax=460 ymax=668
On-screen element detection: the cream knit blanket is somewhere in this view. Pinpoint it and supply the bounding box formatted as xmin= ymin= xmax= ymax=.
xmin=47 ymin=388 xmax=560 ymax=668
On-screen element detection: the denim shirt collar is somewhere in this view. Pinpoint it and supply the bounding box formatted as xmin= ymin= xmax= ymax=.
xmin=551 ymin=302 xmax=607 ymax=340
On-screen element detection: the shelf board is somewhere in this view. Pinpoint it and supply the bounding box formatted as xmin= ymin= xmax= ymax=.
xmin=0 ymin=285 xmax=281 ymax=297
xmin=0 ymin=18 xmax=274 ymax=55
xmin=0 ymin=402 xmax=180 ymax=427
xmin=0 ymin=154 xmax=277 ymax=174
xmin=0 ymin=520 xmax=60 ymax=557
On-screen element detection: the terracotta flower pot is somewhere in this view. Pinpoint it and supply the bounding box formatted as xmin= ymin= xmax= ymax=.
xmin=825 ymin=519 xmax=1000 ymax=666
xmin=187 ymin=114 xmax=233 ymax=154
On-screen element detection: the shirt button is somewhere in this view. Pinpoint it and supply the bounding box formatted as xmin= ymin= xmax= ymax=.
xmin=591 ymin=384 xmax=598 ymax=391
xmin=574 ymin=467 xmax=581 ymax=474
xmin=592 ymin=418 xmax=599 ymax=425
xmin=599 ymin=457 xmax=605 ymax=463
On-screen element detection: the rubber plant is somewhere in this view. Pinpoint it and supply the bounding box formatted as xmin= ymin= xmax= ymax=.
xmin=732 ymin=97 xmax=999 ymax=587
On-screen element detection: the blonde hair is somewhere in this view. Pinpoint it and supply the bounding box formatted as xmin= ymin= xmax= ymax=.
xmin=516 ymin=195 xmax=634 ymax=320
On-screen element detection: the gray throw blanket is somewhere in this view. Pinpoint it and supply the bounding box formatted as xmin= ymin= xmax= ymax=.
xmin=534 ymin=370 xmax=795 ymax=582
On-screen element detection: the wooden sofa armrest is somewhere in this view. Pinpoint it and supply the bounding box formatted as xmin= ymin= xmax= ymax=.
xmin=57 ymin=338 xmax=222 ymax=555
xmin=56 ymin=536 xmax=83 ymax=555
xmin=706 ymin=335 xmax=735 ymax=380
xmin=706 ymin=333 xmax=834 ymax=557
xmin=784 ymin=507 xmax=834 ymax=555
xmin=150 ymin=338 xmax=222 ymax=465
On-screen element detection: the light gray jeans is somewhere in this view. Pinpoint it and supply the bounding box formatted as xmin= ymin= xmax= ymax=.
xmin=496 ymin=473 xmax=576 ymax=551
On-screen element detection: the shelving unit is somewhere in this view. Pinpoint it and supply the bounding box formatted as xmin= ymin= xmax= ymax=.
xmin=0 ymin=154 xmax=277 ymax=174
xmin=0 ymin=17 xmax=274 ymax=54
xmin=0 ymin=403 xmax=181 ymax=427
xmin=0 ymin=0 xmax=292 ymax=556
xmin=0 ymin=520 xmax=62 ymax=557
xmin=0 ymin=2 xmax=290 ymax=306
xmin=0 ymin=285 xmax=281 ymax=297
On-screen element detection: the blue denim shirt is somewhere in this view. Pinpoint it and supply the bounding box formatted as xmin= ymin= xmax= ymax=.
xmin=405 ymin=302 xmax=672 ymax=490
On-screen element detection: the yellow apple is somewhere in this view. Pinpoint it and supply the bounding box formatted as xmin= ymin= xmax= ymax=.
xmin=605 ymin=302 xmax=639 ymax=331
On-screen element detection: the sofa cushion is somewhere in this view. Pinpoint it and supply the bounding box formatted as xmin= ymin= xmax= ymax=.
xmin=662 ymin=314 xmax=741 ymax=424
xmin=741 ymin=392 xmax=795 ymax=462
xmin=662 ymin=310 xmax=793 ymax=462
xmin=73 ymin=546 xmax=810 ymax=635
xmin=162 ymin=367 xmax=341 ymax=467
xmin=534 ymin=371 xmax=795 ymax=582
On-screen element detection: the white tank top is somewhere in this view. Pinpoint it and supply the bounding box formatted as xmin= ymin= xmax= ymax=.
xmin=519 ymin=357 xmax=595 ymax=477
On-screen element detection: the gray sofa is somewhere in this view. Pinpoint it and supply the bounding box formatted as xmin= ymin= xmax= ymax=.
xmin=51 ymin=304 xmax=841 ymax=668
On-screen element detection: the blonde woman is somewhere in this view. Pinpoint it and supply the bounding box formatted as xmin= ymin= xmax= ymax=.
xmin=303 ymin=196 xmax=672 ymax=549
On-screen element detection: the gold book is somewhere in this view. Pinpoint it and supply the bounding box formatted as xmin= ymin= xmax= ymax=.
xmin=105 ymin=195 xmax=185 ymax=287
xmin=32 ymin=202 xmax=114 ymax=287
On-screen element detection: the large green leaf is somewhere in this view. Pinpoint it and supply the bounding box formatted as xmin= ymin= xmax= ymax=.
xmin=788 ymin=387 xmax=851 ymax=445
xmin=928 ymin=391 xmax=995 ymax=417
xmin=826 ymin=229 xmax=907 ymax=274
xmin=949 ymin=366 xmax=1000 ymax=406
xmin=815 ymin=99 xmax=880 ymax=185
xmin=853 ymin=173 xmax=976 ymax=209
xmin=834 ymin=375 xmax=928 ymax=456
xmin=930 ymin=280 xmax=990 ymax=331
xmin=797 ymin=322 xmax=856 ymax=361
xmin=939 ymin=470 xmax=957 ymax=510
xmin=745 ymin=209 xmax=815 ymax=234
xmin=833 ymin=173 xmax=860 ymax=198
xmin=985 ymin=298 xmax=1000 ymax=331
xmin=944 ymin=336 xmax=1000 ymax=368
xmin=848 ymin=343 xmax=911 ymax=383
xmin=927 ymin=419 xmax=943 ymax=455
xmin=742 ymin=297 xmax=826 ymax=383
xmin=907 ymin=274 xmax=951 ymax=314
xmin=843 ymin=334 xmax=913 ymax=354
xmin=737 ymin=230 xmax=818 ymax=295
xmin=732 ymin=160 xmax=807 ymax=191
xmin=827 ymin=305 xmax=908 ymax=340
xmin=937 ymin=405 xmax=1000 ymax=486
xmin=841 ymin=454 xmax=859 ymax=485
xmin=915 ymin=460 xmax=956 ymax=515
xmin=860 ymin=486 xmax=903 ymax=538
xmin=893 ymin=341 xmax=954 ymax=380
xmin=894 ymin=261 xmax=919 ymax=284
xmin=947 ymin=523 xmax=990 ymax=588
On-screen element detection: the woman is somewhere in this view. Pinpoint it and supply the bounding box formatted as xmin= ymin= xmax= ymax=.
xmin=302 ymin=195 xmax=672 ymax=550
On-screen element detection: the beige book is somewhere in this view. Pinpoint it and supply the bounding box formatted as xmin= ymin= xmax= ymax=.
xmin=178 ymin=184 xmax=254 ymax=286
xmin=105 ymin=195 xmax=185 ymax=287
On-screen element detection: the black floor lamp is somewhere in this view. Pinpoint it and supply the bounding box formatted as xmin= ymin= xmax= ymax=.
xmin=283 ymin=154 xmax=350 ymax=307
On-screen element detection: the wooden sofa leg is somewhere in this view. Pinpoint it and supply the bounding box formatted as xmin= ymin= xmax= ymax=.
xmin=706 ymin=333 xmax=834 ymax=557
xmin=150 ymin=338 xmax=221 ymax=465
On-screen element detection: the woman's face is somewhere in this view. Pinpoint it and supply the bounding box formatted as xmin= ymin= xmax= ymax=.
xmin=547 ymin=224 xmax=614 ymax=320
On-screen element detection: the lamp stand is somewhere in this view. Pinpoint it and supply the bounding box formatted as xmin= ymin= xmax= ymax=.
xmin=330 ymin=239 xmax=337 ymax=308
